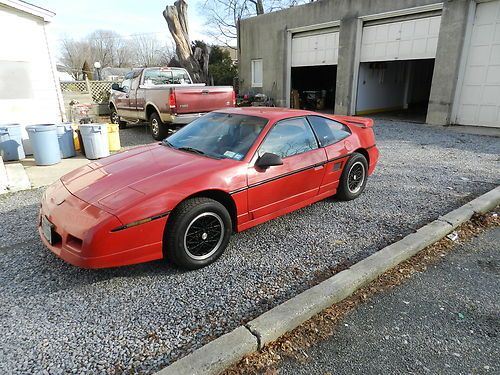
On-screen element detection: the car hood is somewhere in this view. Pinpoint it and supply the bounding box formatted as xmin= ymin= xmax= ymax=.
xmin=61 ymin=143 xmax=201 ymax=207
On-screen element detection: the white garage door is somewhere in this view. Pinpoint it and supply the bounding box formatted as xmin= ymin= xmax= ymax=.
xmin=360 ymin=16 xmax=441 ymax=62
xmin=291 ymin=30 xmax=339 ymax=67
xmin=455 ymin=1 xmax=500 ymax=127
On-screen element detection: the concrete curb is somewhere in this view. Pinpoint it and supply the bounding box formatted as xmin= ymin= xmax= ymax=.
xmin=155 ymin=186 xmax=500 ymax=375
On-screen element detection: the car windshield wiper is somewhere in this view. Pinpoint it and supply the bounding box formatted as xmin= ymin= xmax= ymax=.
xmin=176 ymin=146 xmax=206 ymax=155
xmin=162 ymin=140 xmax=173 ymax=147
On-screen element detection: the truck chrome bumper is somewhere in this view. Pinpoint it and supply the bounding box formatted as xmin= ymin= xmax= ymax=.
xmin=162 ymin=113 xmax=206 ymax=125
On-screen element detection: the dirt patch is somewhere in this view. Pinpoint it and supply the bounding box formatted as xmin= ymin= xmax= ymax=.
xmin=222 ymin=210 xmax=499 ymax=375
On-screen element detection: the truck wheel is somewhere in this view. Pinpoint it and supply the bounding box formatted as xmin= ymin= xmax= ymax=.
xmin=150 ymin=112 xmax=168 ymax=140
xmin=110 ymin=108 xmax=127 ymax=129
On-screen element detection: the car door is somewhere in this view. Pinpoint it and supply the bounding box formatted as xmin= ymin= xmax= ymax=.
xmin=247 ymin=117 xmax=327 ymax=220
xmin=114 ymin=72 xmax=133 ymax=117
xmin=306 ymin=115 xmax=353 ymax=195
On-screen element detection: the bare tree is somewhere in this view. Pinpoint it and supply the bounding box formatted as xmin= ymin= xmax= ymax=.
xmin=163 ymin=0 xmax=210 ymax=83
xmin=87 ymin=29 xmax=120 ymax=67
xmin=60 ymin=38 xmax=91 ymax=79
xmin=131 ymin=35 xmax=175 ymax=67
xmin=203 ymin=0 xmax=310 ymax=45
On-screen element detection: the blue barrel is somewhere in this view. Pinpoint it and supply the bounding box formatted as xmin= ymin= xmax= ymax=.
xmin=56 ymin=123 xmax=76 ymax=158
xmin=79 ymin=124 xmax=110 ymax=159
xmin=0 ymin=124 xmax=25 ymax=161
xmin=26 ymin=124 xmax=61 ymax=166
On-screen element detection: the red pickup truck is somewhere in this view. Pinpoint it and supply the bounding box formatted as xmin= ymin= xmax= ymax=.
xmin=109 ymin=67 xmax=235 ymax=140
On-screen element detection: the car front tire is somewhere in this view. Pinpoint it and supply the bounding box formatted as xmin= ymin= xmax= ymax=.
xmin=336 ymin=152 xmax=368 ymax=201
xmin=150 ymin=112 xmax=169 ymax=141
xmin=164 ymin=197 xmax=232 ymax=270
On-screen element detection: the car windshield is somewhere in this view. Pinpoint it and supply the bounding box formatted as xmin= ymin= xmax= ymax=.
xmin=165 ymin=112 xmax=268 ymax=160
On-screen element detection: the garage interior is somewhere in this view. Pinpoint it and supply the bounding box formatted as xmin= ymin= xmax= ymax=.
xmin=289 ymin=28 xmax=339 ymax=112
xmin=356 ymin=59 xmax=435 ymax=122
xmin=291 ymin=65 xmax=336 ymax=112
xmin=354 ymin=13 xmax=441 ymax=122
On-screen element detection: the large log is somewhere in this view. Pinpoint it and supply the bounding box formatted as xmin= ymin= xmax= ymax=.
xmin=163 ymin=0 xmax=208 ymax=83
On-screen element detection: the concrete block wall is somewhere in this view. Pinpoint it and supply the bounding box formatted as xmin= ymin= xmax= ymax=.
xmin=239 ymin=0 xmax=470 ymax=124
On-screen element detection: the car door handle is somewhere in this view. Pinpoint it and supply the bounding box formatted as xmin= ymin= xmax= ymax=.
xmin=314 ymin=165 xmax=324 ymax=171
xmin=125 ymin=94 xmax=129 ymax=98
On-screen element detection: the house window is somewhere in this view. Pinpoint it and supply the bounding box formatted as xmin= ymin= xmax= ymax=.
xmin=251 ymin=59 xmax=263 ymax=87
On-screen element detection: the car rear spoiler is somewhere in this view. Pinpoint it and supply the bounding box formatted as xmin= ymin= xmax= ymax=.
xmin=334 ymin=116 xmax=374 ymax=128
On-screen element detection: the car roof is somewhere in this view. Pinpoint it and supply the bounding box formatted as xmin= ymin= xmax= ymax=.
xmin=215 ymin=107 xmax=320 ymax=121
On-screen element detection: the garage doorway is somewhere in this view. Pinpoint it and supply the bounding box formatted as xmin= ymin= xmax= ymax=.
xmin=291 ymin=65 xmax=337 ymax=112
xmin=355 ymin=13 xmax=441 ymax=122
xmin=289 ymin=27 xmax=339 ymax=112
xmin=356 ymin=59 xmax=435 ymax=122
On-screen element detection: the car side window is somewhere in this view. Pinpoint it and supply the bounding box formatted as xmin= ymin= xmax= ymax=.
xmin=258 ymin=117 xmax=318 ymax=159
xmin=307 ymin=116 xmax=351 ymax=147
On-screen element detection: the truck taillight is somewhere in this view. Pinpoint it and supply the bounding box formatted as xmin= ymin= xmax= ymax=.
xmin=231 ymin=91 xmax=236 ymax=106
xmin=169 ymin=92 xmax=176 ymax=111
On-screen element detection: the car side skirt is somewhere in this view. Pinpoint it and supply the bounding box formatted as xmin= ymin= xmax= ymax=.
xmin=236 ymin=188 xmax=337 ymax=232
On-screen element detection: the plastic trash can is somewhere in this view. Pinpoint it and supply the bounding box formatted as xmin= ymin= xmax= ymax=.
xmin=56 ymin=123 xmax=76 ymax=158
xmin=0 ymin=124 xmax=25 ymax=161
xmin=72 ymin=124 xmax=80 ymax=151
xmin=107 ymin=123 xmax=121 ymax=152
xmin=79 ymin=123 xmax=110 ymax=159
xmin=26 ymin=124 xmax=61 ymax=166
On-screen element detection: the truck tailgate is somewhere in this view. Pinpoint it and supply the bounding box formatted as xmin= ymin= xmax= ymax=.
xmin=173 ymin=86 xmax=234 ymax=114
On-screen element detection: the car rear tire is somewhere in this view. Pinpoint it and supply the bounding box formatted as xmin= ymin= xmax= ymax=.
xmin=164 ymin=197 xmax=232 ymax=270
xmin=336 ymin=152 xmax=368 ymax=201
xmin=150 ymin=112 xmax=168 ymax=141
xmin=110 ymin=107 xmax=127 ymax=129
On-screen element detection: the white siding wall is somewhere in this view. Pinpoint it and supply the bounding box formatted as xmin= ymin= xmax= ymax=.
xmin=0 ymin=6 xmax=63 ymax=127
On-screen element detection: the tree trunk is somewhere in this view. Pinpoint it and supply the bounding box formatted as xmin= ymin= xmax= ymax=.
xmin=249 ymin=0 xmax=264 ymax=15
xmin=163 ymin=0 xmax=209 ymax=83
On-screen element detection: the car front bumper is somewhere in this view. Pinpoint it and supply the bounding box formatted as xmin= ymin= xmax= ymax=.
xmin=38 ymin=180 xmax=167 ymax=268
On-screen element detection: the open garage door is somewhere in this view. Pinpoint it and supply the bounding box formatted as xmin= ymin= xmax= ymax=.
xmin=360 ymin=15 xmax=441 ymax=62
xmin=291 ymin=29 xmax=338 ymax=112
xmin=454 ymin=0 xmax=500 ymax=128
xmin=356 ymin=14 xmax=441 ymax=120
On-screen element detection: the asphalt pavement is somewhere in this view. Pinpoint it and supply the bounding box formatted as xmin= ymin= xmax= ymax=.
xmin=0 ymin=119 xmax=499 ymax=374
xmin=277 ymin=226 xmax=500 ymax=375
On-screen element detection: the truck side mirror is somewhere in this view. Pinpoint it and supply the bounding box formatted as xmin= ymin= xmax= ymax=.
xmin=111 ymin=83 xmax=121 ymax=91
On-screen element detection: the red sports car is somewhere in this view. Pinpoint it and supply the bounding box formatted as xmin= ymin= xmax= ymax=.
xmin=39 ymin=108 xmax=379 ymax=269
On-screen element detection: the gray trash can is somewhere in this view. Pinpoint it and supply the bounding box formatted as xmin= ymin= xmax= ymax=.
xmin=56 ymin=123 xmax=76 ymax=158
xmin=26 ymin=124 xmax=61 ymax=166
xmin=79 ymin=123 xmax=110 ymax=159
xmin=0 ymin=124 xmax=25 ymax=161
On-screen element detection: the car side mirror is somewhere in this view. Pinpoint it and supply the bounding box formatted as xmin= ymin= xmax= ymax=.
xmin=256 ymin=152 xmax=283 ymax=169
xmin=111 ymin=83 xmax=121 ymax=91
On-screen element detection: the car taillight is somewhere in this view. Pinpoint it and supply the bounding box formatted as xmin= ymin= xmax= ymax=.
xmin=169 ymin=92 xmax=176 ymax=111
xmin=231 ymin=91 xmax=236 ymax=106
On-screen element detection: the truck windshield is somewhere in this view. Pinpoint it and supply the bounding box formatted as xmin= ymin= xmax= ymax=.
xmin=143 ymin=68 xmax=192 ymax=85
xmin=165 ymin=112 xmax=268 ymax=160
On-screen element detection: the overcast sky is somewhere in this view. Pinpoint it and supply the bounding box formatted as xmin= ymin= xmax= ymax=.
xmin=28 ymin=0 xmax=210 ymax=47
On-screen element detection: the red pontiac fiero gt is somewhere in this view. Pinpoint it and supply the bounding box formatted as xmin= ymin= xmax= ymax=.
xmin=39 ymin=108 xmax=379 ymax=269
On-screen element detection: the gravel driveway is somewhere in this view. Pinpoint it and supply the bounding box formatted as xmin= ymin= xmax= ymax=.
xmin=0 ymin=120 xmax=499 ymax=374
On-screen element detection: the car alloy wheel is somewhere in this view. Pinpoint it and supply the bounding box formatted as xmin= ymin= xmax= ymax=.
xmin=347 ymin=161 xmax=366 ymax=194
xmin=111 ymin=111 xmax=119 ymax=124
xmin=151 ymin=118 xmax=159 ymax=137
xmin=183 ymin=212 xmax=224 ymax=260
